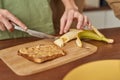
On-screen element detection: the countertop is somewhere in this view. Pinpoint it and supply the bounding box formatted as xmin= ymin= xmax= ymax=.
xmin=0 ymin=27 xmax=120 ymax=80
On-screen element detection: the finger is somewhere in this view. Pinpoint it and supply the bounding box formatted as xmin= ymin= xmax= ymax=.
xmin=0 ymin=16 xmax=14 ymax=32
xmin=83 ymin=15 xmax=88 ymax=27
xmin=87 ymin=20 xmax=92 ymax=30
xmin=2 ymin=10 xmax=27 ymax=30
xmin=0 ymin=22 xmax=6 ymax=31
xmin=64 ymin=10 xmax=74 ymax=33
xmin=60 ymin=13 xmax=67 ymax=34
xmin=74 ymin=12 xmax=84 ymax=29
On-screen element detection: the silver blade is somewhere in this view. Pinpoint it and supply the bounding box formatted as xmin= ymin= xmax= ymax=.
xmin=13 ymin=23 xmax=55 ymax=39
xmin=26 ymin=29 xmax=55 ymax=39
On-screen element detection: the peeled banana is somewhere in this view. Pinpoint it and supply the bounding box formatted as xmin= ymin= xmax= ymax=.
xmin=54 ymin=27 xmax=114 ymax=47
xmin=54 ymin=29 xmax=83 ymax=47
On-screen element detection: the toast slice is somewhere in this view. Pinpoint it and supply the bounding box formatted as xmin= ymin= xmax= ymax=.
xmin=18 ymin=44 xmax=66 ymax=63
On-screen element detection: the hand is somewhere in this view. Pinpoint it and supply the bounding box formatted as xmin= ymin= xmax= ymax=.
xmin=0 ymin=9 xmax=27 ymax=32
xmin=59 ymin=9 xmax=92 ymax=34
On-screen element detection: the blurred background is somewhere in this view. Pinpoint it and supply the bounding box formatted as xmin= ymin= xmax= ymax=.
xmin=84 ymin=0 xmax=120 ymax=29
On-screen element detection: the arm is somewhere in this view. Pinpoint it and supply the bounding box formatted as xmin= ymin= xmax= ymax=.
xmin=61 ymin=0 xmax=78 ymax=10
xmin=60 ymin=0 xmax=91 ymax=34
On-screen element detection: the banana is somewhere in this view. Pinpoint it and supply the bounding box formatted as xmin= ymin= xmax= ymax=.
xmin=78 ymin=30 xmax=114 ymax=44
xmin=54 ymin=38 xmax=64 ymax=47
xmin=54 ymin=29 xmax=83 ymax=47
xmin=54 ymin=27 xmax=114 ymax=48
xmin=60 ymin=29 xmax=83 ymax=43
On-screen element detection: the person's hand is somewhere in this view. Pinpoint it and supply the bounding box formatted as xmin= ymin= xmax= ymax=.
xmin=59 ymin=9 xmax=92 ymax=34
xmin=0 ymin=9 xmax=27 ymax=32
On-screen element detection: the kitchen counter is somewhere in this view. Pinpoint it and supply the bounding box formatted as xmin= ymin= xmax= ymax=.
xmin=0 ymin=27 xmax=120 ymax=80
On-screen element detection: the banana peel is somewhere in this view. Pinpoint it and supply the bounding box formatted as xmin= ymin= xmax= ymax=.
xmin=76 ymin=36 xmax=82 ymax=47
xmin=78 ymin=30 xmax=114 ymax=44
xmin=91 ymin=26 xmax=105 ymax=37
xmin=54 ymin=27 xmax=114 ymax=47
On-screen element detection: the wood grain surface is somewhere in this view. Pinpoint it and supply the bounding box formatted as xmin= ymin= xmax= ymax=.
xmin=0 ymin=39 xmax=97 ymax=76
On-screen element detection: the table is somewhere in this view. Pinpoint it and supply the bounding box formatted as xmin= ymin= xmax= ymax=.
xmin=0 ymin=27 xmax=120 ymax=80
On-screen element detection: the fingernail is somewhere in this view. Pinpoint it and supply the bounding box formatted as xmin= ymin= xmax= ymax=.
xmin=24 ymin=27 xmax=27 ymax=31
xmin=64 ymin=30 xmax=67 ymax=33
xmin=25 ymin=27 xmax=27 ymax=29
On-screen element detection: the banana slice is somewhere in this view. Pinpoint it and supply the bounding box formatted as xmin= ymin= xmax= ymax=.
xmin=54 ymin=38 xmax=64 ymax=47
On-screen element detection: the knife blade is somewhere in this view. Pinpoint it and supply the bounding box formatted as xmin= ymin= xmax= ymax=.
xmin=13 ymin=23 xmax=56 ymax=39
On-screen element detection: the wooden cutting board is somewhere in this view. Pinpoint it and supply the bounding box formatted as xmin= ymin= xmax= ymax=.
xmin=0 ymin=39 xmax=97 ymax=76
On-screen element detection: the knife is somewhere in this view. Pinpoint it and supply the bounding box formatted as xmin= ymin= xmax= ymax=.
xmin=12 ymin=23 xmax=56 ymax=39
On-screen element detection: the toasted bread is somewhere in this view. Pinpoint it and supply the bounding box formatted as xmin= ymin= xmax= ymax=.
xmin=18 ymin=44 xmax=66 ymax=63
